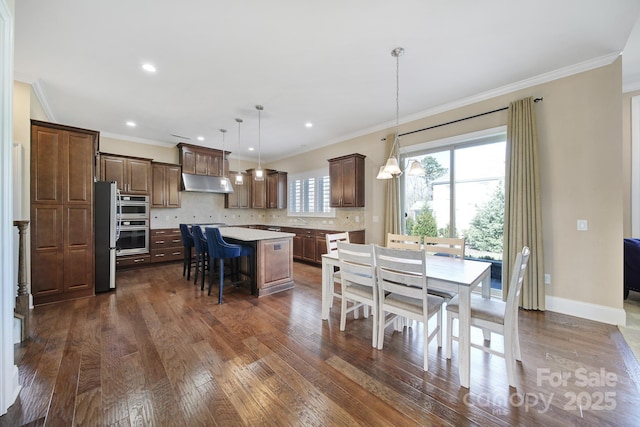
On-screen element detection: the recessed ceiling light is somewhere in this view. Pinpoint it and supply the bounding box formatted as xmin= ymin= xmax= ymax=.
xmin=305 ymin=122 xmax=313 ymax=128
xmin=142 ymin=63 xmax=157 ymax=73
xmin=197 ymin=136 xmax=204 ymax=141
xmin=248 ymin=147 xmax=255 ymax=151
xmin=126 ymin=121 xmax=136 ymax=127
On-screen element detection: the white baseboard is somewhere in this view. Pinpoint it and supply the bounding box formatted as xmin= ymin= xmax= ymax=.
xmin=545 ymin=295 xmax=627 ymax=326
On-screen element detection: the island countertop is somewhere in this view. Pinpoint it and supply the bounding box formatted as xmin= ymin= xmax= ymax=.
xmin=217 ymin=226 xmax=295 ymax=241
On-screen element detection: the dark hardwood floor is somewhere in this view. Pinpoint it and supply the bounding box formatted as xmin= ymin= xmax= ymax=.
xmin=3 ymin=261 xmax=640 ymax=426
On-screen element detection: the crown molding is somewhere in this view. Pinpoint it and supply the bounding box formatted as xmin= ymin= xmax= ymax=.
xmin=624 ymin=74 xmax=640 ymax=93
xmin=30 ymin=79 xmax=56 ymax=122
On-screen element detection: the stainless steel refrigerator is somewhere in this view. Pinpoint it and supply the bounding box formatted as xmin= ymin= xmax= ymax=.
xmin=95 ymin=181 xmax=119 ymax=292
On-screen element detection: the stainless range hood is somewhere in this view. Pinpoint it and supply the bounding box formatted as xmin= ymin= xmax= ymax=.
xmin=181 ymin=173 xmax=234 ymax=193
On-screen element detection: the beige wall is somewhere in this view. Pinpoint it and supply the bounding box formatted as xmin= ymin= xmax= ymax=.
xmin=271 ymin=58 xmax=625 ymax=312
xmin=622 ymin=88 xmax=640 ymax=237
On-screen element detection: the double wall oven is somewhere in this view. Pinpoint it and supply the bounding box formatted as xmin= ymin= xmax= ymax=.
xmin=117 ymin=194 xmax=149 ymax=256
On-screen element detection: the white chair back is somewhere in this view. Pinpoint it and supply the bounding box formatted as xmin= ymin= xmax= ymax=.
xmin=504 ymin=246 xmax=531 ymax=326
xmin=386 ymin=233 xmax=421 ymax=251
xmin=423 ymin=236 xmax=465 ymax=258
xmin=326 ymin=232 xmax=350 ymax=254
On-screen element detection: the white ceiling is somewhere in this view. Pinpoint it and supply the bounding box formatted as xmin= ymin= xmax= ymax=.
xmin=13 ymin=1 xmax=640 ymax=162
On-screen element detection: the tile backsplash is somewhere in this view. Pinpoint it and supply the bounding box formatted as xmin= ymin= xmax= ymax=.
xmin=150 ymin=192 xmax=365 ymax=230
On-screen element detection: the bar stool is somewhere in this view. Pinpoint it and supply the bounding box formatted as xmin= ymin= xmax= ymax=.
xmin=191 ymin=225 xmax=209 ymax=289
xmin=179 ymin=224 xmax=195 ymax=280
xmin=205 ymin=227 xmax=254 ymax=304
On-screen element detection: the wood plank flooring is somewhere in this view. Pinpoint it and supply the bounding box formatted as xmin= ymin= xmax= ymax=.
xmin=2 ymin=261 xmax=640 ymax=426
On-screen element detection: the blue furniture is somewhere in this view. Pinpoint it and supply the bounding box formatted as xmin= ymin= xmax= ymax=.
xmin=179 ymin=224 xmax=195 ymax=280
xmin=205 ymin=227 xmax=254 ymax=304
xmin=625 ymin=238 xmax=640 ymax=299
xmin=191 ymin=225 xmax=209 ymax=289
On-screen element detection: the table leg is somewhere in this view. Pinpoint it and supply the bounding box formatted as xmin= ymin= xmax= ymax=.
xmin=322 ymin=258 xmax=331 ymax=320
xmin=458 ymin=287 xmax=471 ymax=388
xmin=481 ymin=270 xmax=492 ymax=341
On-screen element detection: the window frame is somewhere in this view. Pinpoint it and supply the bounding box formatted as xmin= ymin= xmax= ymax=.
xmin=287 ymin=167 xmax=336 ymax=218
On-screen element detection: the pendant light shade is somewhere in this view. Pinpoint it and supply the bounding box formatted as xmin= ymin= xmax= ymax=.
xmin=235 ymin=118 xmax=244 ymax=185
xmin=382 ymin=156 xmax=402 ymax=175
xmin=376 ymin=165 xmax=393 ymax=180
xmin=407 ymin=159 xmax=426 ymax=176
xmin=254 ymin=105 xmax=264 ymax=181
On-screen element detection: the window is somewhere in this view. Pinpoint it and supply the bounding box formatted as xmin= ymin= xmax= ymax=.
xmin=288 ymin=168 xmax=334 ymax=217
xmin=402 ymin=128 xmax=506 ymax=291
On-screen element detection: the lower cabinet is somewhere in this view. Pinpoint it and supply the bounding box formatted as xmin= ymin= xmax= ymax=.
xmin=150 ymin=228 xmax=184 ymax=263
xmin=288 ymin=227 xmax=365 ymax=264
xmin=116 ymin=254 xmax=151 ymax=268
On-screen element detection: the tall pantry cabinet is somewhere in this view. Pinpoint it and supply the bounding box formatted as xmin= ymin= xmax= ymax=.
xmin=30 ymin=120 xmax=99 ymax=305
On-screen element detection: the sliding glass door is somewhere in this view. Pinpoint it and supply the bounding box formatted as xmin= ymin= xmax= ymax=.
xmin=402 ymin=133 xmax=506 ymax=286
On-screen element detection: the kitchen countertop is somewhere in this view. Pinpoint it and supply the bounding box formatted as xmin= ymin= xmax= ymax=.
xmin=217 ymin=226 xmax=295 ymax=241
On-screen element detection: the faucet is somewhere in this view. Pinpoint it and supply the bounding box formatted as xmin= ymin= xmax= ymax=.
xmin=296 ymin=217 xmax=309 ymax=225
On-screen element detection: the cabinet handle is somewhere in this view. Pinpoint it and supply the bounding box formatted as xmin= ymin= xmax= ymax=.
xmin=172 ymin=239 xmax=181 ymax=243
xmin=171 ymin=251 xmax=181 ymax=255
xmin=156 ymin=240 xmax=165 ymax=244
xmin=134 ymin=258 xmax=145 ymax=263
xmin=155 ymin=254 xmax=165 ymax=257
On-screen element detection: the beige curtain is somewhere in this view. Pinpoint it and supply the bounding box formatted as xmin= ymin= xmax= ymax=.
xmin=504 ymin=97 xmax=545 ymax=310
xmin=383 ymin=133 xmax=401 ymax=237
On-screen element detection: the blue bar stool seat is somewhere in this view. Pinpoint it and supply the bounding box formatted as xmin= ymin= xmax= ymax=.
xmin=205 ymin=227 xmax=254 ymax=304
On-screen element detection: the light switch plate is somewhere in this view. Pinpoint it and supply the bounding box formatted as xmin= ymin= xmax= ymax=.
xmin=577 ymin=219 xmax=588 ymax=231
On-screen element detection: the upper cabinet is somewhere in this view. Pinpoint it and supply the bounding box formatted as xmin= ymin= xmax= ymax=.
xmin=100 ymin=153 xmax=152 ymax=195
xmin=267 ymin=170 xmax=287 ymax=209
xmin=225 ymin=171 xmax=251 ymax=208
xmin=247 ymin=169 xmax=267 ymax=209
xmin=328 ymin=153 xmax=365 ymax=207
xmin=178 ymin=143 xmax=227 ymax=177
xmin=151 ymin=162 xmax=181 ymax=208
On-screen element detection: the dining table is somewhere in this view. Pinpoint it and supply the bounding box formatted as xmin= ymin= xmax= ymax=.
xmin=321 ymin=250 xmax=491 ymax=389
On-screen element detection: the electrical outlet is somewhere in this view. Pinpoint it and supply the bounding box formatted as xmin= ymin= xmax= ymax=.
xmin=544 ymin=274 xmax=551 ymax=285
xmin=577 ymin=219 xmax=588 ymax=231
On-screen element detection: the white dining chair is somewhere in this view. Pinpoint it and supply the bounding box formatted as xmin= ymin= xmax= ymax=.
xmin=337 ymin=242 xmax=378 ymax=347
xmin=445 ymin=246 xmax=530 ymax=387
xmin=386 ymin=233 xmax=421 ymax=251
xmin=326 ymin=232 xmax=350 ymax=309
xmin=423 ymin=236 xmax=466 ymax=301
xmin=374 ymin=245 xmax=444 ymax=371
xmin=423 ymin=236 xmax=465 ymax=258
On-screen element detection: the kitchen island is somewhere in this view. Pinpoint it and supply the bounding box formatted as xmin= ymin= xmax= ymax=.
xmin=217 ymin=226 xmax=295 ymax=297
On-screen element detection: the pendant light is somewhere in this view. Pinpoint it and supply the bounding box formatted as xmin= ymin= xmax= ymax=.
xmin=254 ymin=105 xmax=264 ymax=181
xmin=219 ymin=128 xmax=233 ymax=192
xmin=377 ymin=47 xmax=425 ymax=179
xmin=235 ymin=118 xmax=244 ymax=185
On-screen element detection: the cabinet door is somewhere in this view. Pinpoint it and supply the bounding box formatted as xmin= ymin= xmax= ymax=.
xmin=65 ymin=132 xmax=94 ymax=205
xmin=31 ymin=205 xmax=64 ymax=296
xmin=340 ymin=156 xmax=357 ymax=207
xmin=166 ymin=165 xmax=182 ymax=207
xmin=31 ymin=126 xmax=64 ymax=204
xmin=208 ymin=154 xmax=221 ymax=176
xmin=195 ymin=152 xmax=209 ymax=175
xmin=127 ymin=158 xmax=151 ymax=194
xmin=267 ymin=172 xmax=287 ymax=209
xmin=302 ymin=235 xmax=316 ymax=262
xmin=181 ymin=150 xmax=196 ymax=174
xmin=292 ymin=234 xmax=302 ymax=260
xmin=315 ymin=236 xmax=328 ymax=263
xmin=63 ymin=205 xmax=93 ymax=292
xmin=251 ymin=172 xmax=266 ymax=209
xmin=329 ymin=160 xmax=343 ymax=207
xmin=151 ymin=163 xmax=167 ymax=207
xmin=101 ymin=155 xmax=127 ymax=192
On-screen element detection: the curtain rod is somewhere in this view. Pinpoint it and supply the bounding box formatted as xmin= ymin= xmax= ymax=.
xmin=385 ymin=97 xmax=543 ymax=140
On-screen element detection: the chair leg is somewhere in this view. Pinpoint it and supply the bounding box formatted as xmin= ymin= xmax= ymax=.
xmin=186 ymin=249 xmax=192 ymax=281
xmin=193 ymin=252 xmax=200 ymax=285
xmin=218 ymin=259 xmax=225 ymax=304
xmin=371 ymin=305 xmax=377 ymax=348
xmin=206 ymin=256 xmax=214 ymax=293
xmin=446 ymin=312 xmax=454 ymax=359
xmin=513 ymin=321 xmax=522 ymax=361
xmin=437 ymin=309 xmax=443 ymax=348
xmin=377 ymin=310 xmax=386 ymax=350
xmin=505 ymin=327 xmax=517 ymax=387
xmin=183 ymin=249 xmax=188 ymax=277
xmin=423 ymin=314 xmax=429 ymax=371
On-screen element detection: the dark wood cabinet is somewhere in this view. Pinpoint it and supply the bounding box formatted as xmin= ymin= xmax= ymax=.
xmin=150 ymin=228 xmax=183 ymax=263
xmin=225 ymin=172 xmax=251 ymax=208
xmin=301 ymin=230 xmax=317 ymax=262
xmin=100 ymin=153 xmax=151 ymax=195
xmin=30 ymin=120 xmax=98 ymax=305
xmin=328 ymin=153 xmax=366 ymax=207
xmin=178 ymin=143 xmax=226 ymax=177
xmin=267 ymin=171 xmax=287 ymax=209
xmin=247 ymin=169 xmax=267 ymax=209
xmin=151 ymin=162 xmax=181 ymax=208
xmin=287 ymin=227 xmax=365 ymax=264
